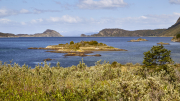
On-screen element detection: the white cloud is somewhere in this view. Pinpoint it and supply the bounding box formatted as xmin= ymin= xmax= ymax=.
xmin=49 ymin=15 xmax=82 ymax=23
xmin=33 ymin=8 xmax=60 ymax=14
xmin=174 ymin=12 xmax=180 ymax=16
xmin=0 ymin=18 xmax=11 ymax=23
xmin=78 ymin=0 xmax=127 ymax=9
xmin=0 ymin=8 xmax=60 ymax=18
xmin=0 ymin=8 xmax=15 ymax=17
xmin=31 ymin=18 xmax=43 ymax=24
xmin=140 ymin=16 xmax=147 ymax=19
xmin=0 ymin=8 xmax=28 ymax=18
xmin=21 ymin=22 xmax=26 ymax=25
xmin=169 ymin=0 xmax=180 ymax=4
xmin=20 ymin=9 xmax=29 ymax=13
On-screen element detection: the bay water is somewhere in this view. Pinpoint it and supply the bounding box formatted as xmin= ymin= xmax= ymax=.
xmin=0 ymin=37 xmax=179 ymax=68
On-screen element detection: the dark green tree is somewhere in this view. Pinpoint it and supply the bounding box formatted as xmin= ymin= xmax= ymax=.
xmin=143 ymin=45 xmax=173 ymax=68
xmin=176 ymin=33 xmax=180 ymax=39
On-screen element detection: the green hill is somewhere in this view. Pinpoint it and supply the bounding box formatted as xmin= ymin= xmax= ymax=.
xmin=160 ymin=17 xmax=180 ymax=36
xmin=90 ymin=29 xmax=165 ymax=37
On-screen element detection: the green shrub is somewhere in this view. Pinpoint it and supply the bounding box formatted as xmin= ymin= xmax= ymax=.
xmin=88 ymin=40 xmax=98 ymax=45
xmin=111 ymin=61 xmax=118 ymax=68
xmin=143 ymin=45 xmax=173 ymax=69
xmin=70 ymin=41 xmax=74 ymax=45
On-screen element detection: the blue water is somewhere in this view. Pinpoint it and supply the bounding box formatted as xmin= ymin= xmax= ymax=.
xmin=0 ymin=37 xmax=180 ymax=68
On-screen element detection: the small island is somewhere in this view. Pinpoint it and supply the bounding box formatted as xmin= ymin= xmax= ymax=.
xmin=128 ymin=38 xmax=148 ymax=42
xmin=28 ymin=40 xmax=127 ymax=57
xmin=157 ymin=42 xmax=170 ymax=45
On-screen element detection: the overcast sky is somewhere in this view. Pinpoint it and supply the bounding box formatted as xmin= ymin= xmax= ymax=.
xmin=0 ymin=0 xmax=180 ymax=36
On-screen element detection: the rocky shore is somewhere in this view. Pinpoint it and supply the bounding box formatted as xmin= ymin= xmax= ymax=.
xmin=128 ymin=38 xmax=147 ymax=42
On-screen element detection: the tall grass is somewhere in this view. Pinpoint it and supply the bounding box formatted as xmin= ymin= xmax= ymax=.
xmin=0 ymin=60 xmax=180 ymax=100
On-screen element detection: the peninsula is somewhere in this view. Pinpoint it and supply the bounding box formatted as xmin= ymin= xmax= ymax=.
xmin=28 ymin=40 xmax=127 ymax=57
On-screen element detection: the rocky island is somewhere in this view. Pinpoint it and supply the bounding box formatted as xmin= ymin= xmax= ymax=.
xmin=128 ymin=38 xmax=147 ymax=42
xmin=28 ymin=40 xmax=127 ymax=57
xmin=157 ymin=42 xmax=170 ymax=45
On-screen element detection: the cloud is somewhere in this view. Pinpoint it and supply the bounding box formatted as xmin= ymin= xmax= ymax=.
xmin=78 ymin=0 xmax=127 ymax=9
xmin=169 ymin=0 xmax=180 ymax=4
xmin=52 ymin=0 xmax=61 ymax=4
xmin=0 ymin=18 xmax=11 ymax=24
xmin=20 ymin=9 xmax=29 ymax=13
xmin=49 ymin=15 xmax=82 ymax=23
xmin=21 ymin=22 xmax=26 ymax=25
xmin=31 ymin=18 xmax=43 ymax=24
xmin=174 ymin=12 xmax=180 ymax=16
xmin=0 ymin=8 xmax=16 ymax=17
xmin=0 ymin=8 xmax=30 ymax=18
xmin=33 ymin=8 xmax=61 ymax=14
xmin=0 ymin=8 xmax=61 ymax=18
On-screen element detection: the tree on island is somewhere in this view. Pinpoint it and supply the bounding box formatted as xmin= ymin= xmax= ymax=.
xmin=176 ymin=33 xmax=180 ymax=39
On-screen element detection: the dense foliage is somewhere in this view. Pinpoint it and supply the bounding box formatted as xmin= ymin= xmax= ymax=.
xmin=176 ymin=33 xmax=180 ymax=39
xmin=0 ymin=60 xmax=180 ymax=100
xmin=143 ymin=45 xmax=173 ymax=69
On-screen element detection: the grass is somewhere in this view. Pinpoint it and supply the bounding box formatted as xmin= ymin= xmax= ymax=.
xmin=0 ymin=60 xmax=180 ymax=100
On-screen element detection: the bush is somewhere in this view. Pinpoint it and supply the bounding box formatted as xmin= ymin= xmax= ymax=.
xmin=143 ymin=45 xmax=173 ymax=69
xmin=111 ymin=61 xmax=118 ymax=68
xmin=89 ymin=40 xmax=98 ymax=45
xmin=70 ymin=41 xmax=74 ymax=45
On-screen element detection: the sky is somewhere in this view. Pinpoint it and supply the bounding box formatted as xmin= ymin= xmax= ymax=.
xmin=0 ymin=0 xmax=180 ymax=36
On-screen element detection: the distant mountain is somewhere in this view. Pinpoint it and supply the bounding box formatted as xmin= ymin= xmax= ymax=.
xmin=17 ymin=29 xmax=63 ymax=37
xmin=0 ymin=29 xmax=63 ymax=37
xmin=160 ymin=17 xmax=180 ymax=36
xmin=0 ymin=32 xmax=17 ymax=37
xmin=83 ymin=29 xmax=165 ymax=37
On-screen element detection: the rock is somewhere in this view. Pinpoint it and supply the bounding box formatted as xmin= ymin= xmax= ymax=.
xmin=28 ymin=47 xmax=38 ymax=49
xmin=128 ymin=38 xmax=147 ymax=42
xmin=43 ymin=58 xmax=52 ymax=61
xmin=128 ymin=39 xmax=140 ymax=42
xmin=93 ymin=54 xmax=101 ymax=56
xmin=157 ymin=42 xmax=170 ymax=45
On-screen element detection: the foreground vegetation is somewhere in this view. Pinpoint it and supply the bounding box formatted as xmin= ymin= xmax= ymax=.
xmin=1 ymin=45 xmax=180 ymax=100
xmin=0 ymin=60 xmax=180 ymax=100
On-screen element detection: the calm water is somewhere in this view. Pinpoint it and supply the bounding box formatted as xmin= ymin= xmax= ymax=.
xmin=0 ymin=37 xmax=180 ymax=68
